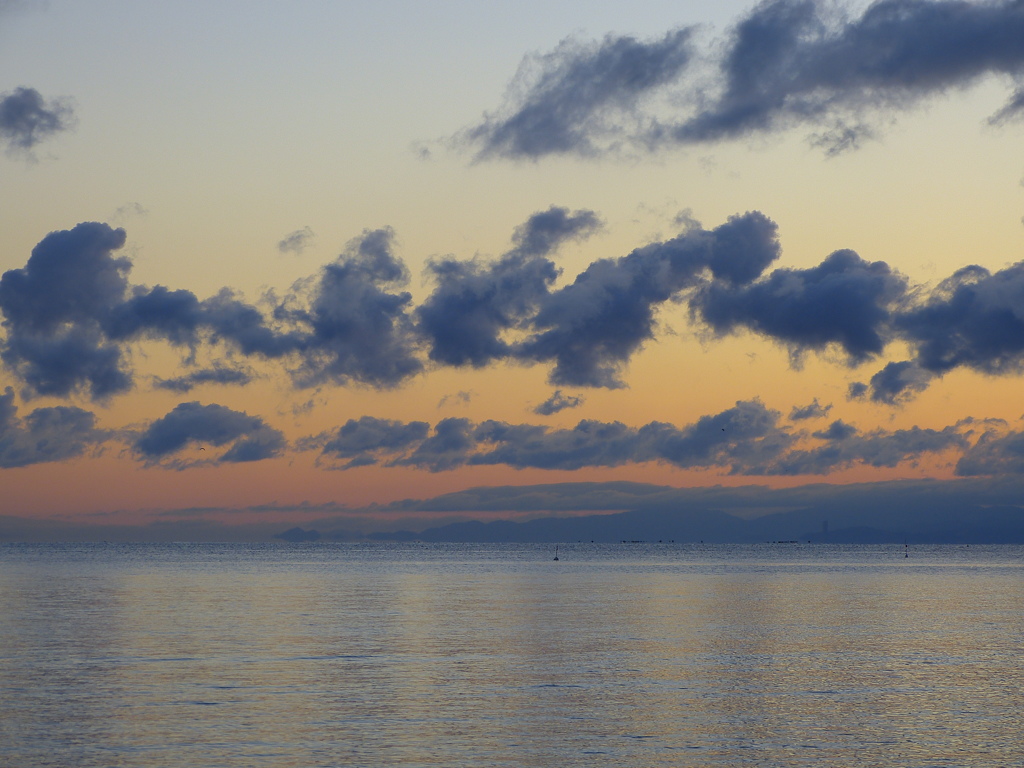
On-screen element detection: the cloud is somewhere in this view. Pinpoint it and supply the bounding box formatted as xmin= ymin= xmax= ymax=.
xmin=319 ymin=415 xmax=430 ymax=468
xmin=0 ymin=86 xmax=74 ymax=154
xmin=534 ymin=390 xmax=584 ymax=415
xmin=770 ymin=420 xmax=966 ymax=474
xmin=308 ymin=398 xmax=960 ymax=475
xmin=0 ymin=223 xmax=423 ymax=400
xmin=509 ymin=205 xmax=603 ymax=257
xmin=438 ymin=390 xmax=473 ymax=408
xmin=464 ymin=29 xmax=694 ymax=160
xmin=956 ymin=428 xmax=1024 ymax=476
xmin=278 ymin=226 xmax=315 ymax=255
xmin=789 ymin=398 xmax=831 ymax=420
xmin=10 ymin=209 xmax=1024 ymax=406
xmin=153 ymin=366 xmax=254 ymax=393
xmin=0 ymin=387 xmax=107 ymax=467
xmin=459 ymin=0 xmax=1024 ymax=159
xmin=416 ymin=206 xmax=598 ymax=368
xmin=894 ymin=262 xmax=1024 ymax=376
xmin=0 ymin=222 xmax=133 ymax=399
xmin=396 ymin=417 xmax=478 ymax=472
xmin=134 ymin=401 xmax=285 ymax=465
xmin=691 ymin=248 xmax=908 ymax=364
xmin=283 ymin=228 xmax=422 ymax=387
xmin=864 ymin=360 xmax=935 ymax=404
xmin=520 ymin=210 xmax=780 ymax=386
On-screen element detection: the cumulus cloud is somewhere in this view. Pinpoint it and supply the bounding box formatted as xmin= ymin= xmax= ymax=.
xmin=283 ymin=228 xmax=422 ymax=388
xmin=895 ymin=262 xmax=1024 ymax=376
xmin=458 ymin=0 xmax=1024 ymax=159
xmin=416 ymin=207 xmax=599 ymax=368
xmin=534 ymin=390 xmax=584 ymax=415
xmin=0 ymin=222 xmax=133 ymax=399
xmin=134 ymin=401 xmax=285 ymax=466
xmin=319 ymin=415 xmax=430 ymax=469
xmin=0 ymin=223 xmax=424 ymax=400
xmin=520 ymin=210 xmax=780 ymax=386
xmin=10 ymin=208 xmax=1024 ymax=406
xmin=0 ymin=387 xmax=107 ymax=467
xmin=0 ymin=86 xmax=74 ymax=154
xmin=692 ymin=248 xmax=908 ymax=364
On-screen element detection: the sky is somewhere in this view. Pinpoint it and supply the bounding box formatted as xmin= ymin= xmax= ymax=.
xmin=4 ymin=0 xmax=1024 ymax=540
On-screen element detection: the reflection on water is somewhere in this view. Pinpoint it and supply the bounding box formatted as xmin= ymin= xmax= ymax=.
xmin=1 ymin=543 xmax=1022 ymax=766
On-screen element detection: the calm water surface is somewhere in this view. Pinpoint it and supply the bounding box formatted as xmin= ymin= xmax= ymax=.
xmin=1 ymin=542 xmax=1022 ymax=767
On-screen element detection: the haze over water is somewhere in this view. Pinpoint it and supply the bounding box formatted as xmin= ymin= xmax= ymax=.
xmin=2 ymin=542 xmax=1022 ymax=767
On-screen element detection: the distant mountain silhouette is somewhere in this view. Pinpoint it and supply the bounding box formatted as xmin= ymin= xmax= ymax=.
xmin=366 ymin=503 xmax=1024 ymax=544
xmin=274 ymin=526 xmax=321 ymax=543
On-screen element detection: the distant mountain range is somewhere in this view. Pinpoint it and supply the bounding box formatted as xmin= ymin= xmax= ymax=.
xmin=362 ymin=502 xmax=1024 ymax=544
xmin=6 ymin=479 xmax=1024 ymax=544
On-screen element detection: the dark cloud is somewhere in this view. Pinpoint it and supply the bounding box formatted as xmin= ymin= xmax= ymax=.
xmin=534 ymin=390 xmax=584 ymax=415
xmin=460 ymin=0 xmax=1024 ymax=159
xmin=865 ymin=360 xmax=934 ymax=404
xmin=153 ymin=366 xmax=254 ymax=393
xmin=789 ymin=398 xmax=831 ymax=420
xmin=278 ymin=226 xmax=315 ymax=255
xmin=508 ymin=206 xmax=604 ymax=257
xmin=0 ymin=86 xmax=74 ymax=154
xmin=465 ymin=29 xmax=694 ymax=160
xmin=0 ymin=212 xmax=781 ymax=400
xmin=0 ymin=222 xmax=133 ymax=399
xmin=692 ymin=249 xmax=907 ymax=364
xmin=303 ymin=397 xmax=982 ymax=478
xmin=395 ymin=417 xmax=478 ymax=472
xmin=472 ymin=418 xmax=642 ymax=470
xmin=284 ymin=228 xmax=422 ymax=387
xmin=521 ymin=211 xmax=779 ymax=386
xmin=418 ymin=250 xmax=554 ymax=366
xmin=320 ymin=416 xmax=430 ymax=469
xmin=894 ymin=262 xmax=1024 ymax=377
xmin=416 ymin=207 xmax=598 ymax=368
xmin=641 ymin=399 xmax=794 ymax=473
xmin=771 ymin=421 xmax=965 ymax=474
xmin=0 ymin=387 xmax=106 ymax=467
xmin=105 ymin=285 xmax=204 ymax=346
xmin=956 ymin=428 xmax=1024 ymax=476
xmin=135 ymin=401 xmax=285 ymax=465
xmin=308 ymin=399 xmax=958 ymax=476
xmin=0 ymin=223 xmax=424 ymax=400
xmin=13 ymin=209 xmax=1024 ymax=407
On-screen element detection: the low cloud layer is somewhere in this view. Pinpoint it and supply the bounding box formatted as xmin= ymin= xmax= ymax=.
xmin=459 ymin=0 xmax=1024 ymax=159
xmin=312 ymin=399 xmax=966 ymax=475
xmin=0 ymin=387 xmax=106 ymax=467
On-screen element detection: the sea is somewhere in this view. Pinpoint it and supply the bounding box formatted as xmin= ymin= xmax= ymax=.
xmin=1 ymin=542 xmax=1022 ymax=767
